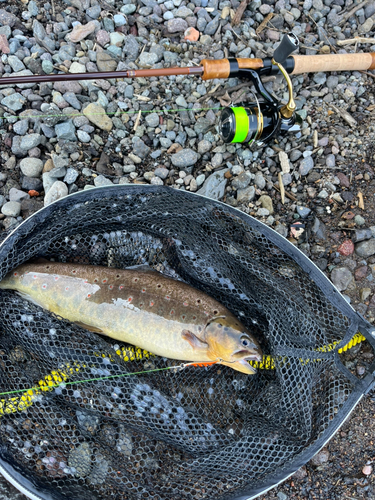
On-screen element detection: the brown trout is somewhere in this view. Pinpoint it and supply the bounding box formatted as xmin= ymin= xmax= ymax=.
xmin=0 ymin=262 xmax=262 ymax=374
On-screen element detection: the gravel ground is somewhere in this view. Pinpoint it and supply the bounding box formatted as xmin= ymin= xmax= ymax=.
xmin=0 ymin=0 xmax=375 ymax=498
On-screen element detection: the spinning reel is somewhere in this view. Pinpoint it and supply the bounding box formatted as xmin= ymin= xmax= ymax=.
xmin=219 ymin=32 xmax=301 ymax=147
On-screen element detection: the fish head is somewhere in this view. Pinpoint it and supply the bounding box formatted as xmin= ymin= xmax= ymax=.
xmin=204 ymin=316 xmax=262 ymax=375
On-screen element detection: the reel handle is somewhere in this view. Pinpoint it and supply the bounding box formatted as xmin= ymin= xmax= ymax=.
xmin=273 ymin=33 xmax=299 ymax=65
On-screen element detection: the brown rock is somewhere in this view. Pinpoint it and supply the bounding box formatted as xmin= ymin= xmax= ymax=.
xmin=355 ymin=265 xmax=368 ymax=280
xmin=337 ymin=172 xmax=350 ymax=188
xmin=43 ymin=159 xmax=54 ymax=173
xmin=0 ymin=34 xmax=9 ymax=54
xmin=96 ymin=52 xmax=117 ymax=72
xmin=337 ymin=240 xmax=354 ymax=256
xmin=310 ymin=448 xmax=330 ymax=466
xmin=293 ymin=466 xmax=307 ymax=480
xmin=68 ymin=21 xmax=97 ymax=43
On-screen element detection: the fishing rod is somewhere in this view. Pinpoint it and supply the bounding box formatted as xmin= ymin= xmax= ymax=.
xmin=1 ymin=33 xmax=374 ymax=147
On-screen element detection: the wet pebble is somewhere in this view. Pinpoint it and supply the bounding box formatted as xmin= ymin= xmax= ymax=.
xmin=68 ymin=442 xmax=92 ymax=478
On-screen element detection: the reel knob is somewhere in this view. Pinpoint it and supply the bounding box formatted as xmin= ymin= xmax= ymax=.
xmin=273 ymin=32 xmax=299 ymax=65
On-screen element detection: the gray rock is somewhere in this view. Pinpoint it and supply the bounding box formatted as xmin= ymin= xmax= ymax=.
xmin=28 ymin=0 xmax=39 ymax=16
xmin=297 ymin=206 xmax=311 ymax=218
xmin=121 ymin=4 xmax=137 ymax=14
xmin=166 ymin=18 xmax=188 ymax=33
xmin=42 ymin=172 xmax=59 ymax=194
xmin=205 ymin=14 xmax=220 ymax=35
xmin=7 ymin=55 xmax=25 ymax=72
xmin=275 ymin=224 xmax=288 ymax=238
xmin=13 ymin=119 xmax=29 ymax=135
xmin=44 ymin=181 xmax=68 ymax=206
xmin=87 ymin=5 xmax=101 ymax=19
xmin=113 ymin=14 xmax=126 ymax=26
xmin=330 ymin=267 xmax=353 ymax=291
xmin=124 ymin=36 xmax=140 ymax=61
xmin=1 ymin=93 xmax=26 ymax=111
xmin=64 ymin=168 xmax=79 ymax=184
xmin=211 ymin=153 xmax=223 ymax=168
xmin=327 ymin=75 xmax=339 ymax=89
xmin=176 ymin=95 xmax=188 ymax=108
xmin=77 ymin=130 xmax=91 ymax=143
xmin=145 ymin=113 xmax=159 ymax=128
xmin=139 ymin=52 xmax=159 ymax=67
xmin=198 ymin=140 xmax=211 ymax=154
xmin=33 ymin=19 xmax=47 ymax=39
xmin=365 ymin=2 xmax=375 ymax=18
xmin=197 ymin=169 xmax=229 ymax=200
xmin=9 ymin=188 xmax=29 ymax=202
xmin=299 ymin=156 xmax=314 ymax=176
xmin=1 ymin=201 xmax=21 ymax=217
xmin=55 ymin=120 xmax=77 ymax=141
xmin=20 ymin=133 xmax=41 ymax=152
xmin=196 ymin=173 xmax=205 ymax=187
xmin=48 ymin=166 xmax=67 ymax=179
xmin=232 ymin=172 xmax=251 ymax=190
xmin=132 ymin=137 xmax=150 ymax=158
xmin=237 ymin=185 xmax=255 ymax=204
xmin=63 ymin=92 xmax=81 ymax=110
xmin=359 ymin=17 xmax=374 ymax=34
xmin=290 ymin=150 xmax=302 ymax=162
xmin=94 ymin=175 xmax=113 ymax=187
xmin=22 ymin=176 xmax=42 ymax=192
xmin=313 ymin=72 xmax=327 ymax=85
xmin=254 ymin=172 xmax=266 ymax=189
xmin=326 ymin=154 xmax=335 ymax=167
xmin=277 ymin=492 xmax=288 ymax=500
xmin=355 ymin=239 xmax=375 ymax=258
xmin=354 ymin=215 xmax=366 ymax=226
xmin=0 ymin=9 xmax=17 ymax=27
xmin=154 ymin=167 xmax=169 ymax=179
xmin=20 ymin=158 xmax=43 ymax=177
xmin=171 ymin=148 xmax=198 ymax=168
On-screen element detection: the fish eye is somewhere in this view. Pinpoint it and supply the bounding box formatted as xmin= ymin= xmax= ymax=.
xmin=240 ymin=335 xmax=250 ymax=347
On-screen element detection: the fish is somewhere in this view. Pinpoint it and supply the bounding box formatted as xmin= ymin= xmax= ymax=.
xmin=0 ymin=261 xmax=262 ymax=374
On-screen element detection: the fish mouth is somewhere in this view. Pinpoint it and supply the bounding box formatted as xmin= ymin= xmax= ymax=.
xmin=224 ymin=350 xmax=263 ymax=374
xmin=232 ymin=349 xmax=262 ymax=362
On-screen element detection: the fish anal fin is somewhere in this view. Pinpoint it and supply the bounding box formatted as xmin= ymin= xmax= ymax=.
xmin=181 ymin=329 xmax=208 ymax=353
xmin=74 ymin=321 xmax=104 ymax=334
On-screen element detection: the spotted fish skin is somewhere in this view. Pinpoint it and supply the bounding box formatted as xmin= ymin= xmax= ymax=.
xmin=0 ymin=262 xmax=262 ymax=373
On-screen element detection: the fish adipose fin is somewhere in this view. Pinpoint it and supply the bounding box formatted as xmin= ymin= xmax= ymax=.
xmin=181 ymin=330 xmax=208 ymax=353
xmin=74 ymin=321 xmax=104 ymax=334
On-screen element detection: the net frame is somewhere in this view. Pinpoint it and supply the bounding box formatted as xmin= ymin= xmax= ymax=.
xmin=0 ymin=184 xmax=374 ymax=500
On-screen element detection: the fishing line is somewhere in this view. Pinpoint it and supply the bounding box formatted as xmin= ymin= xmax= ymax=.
xmin=0 ymin=360 xmax=221 ymax=398
xmin=0 ymin=106 xmax=226 ymax=122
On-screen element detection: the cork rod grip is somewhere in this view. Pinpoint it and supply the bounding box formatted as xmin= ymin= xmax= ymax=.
xmin=201 ymin=58 xmax=264 ymax=80
xmin=292 ymin=53 xmax=375 ymax=74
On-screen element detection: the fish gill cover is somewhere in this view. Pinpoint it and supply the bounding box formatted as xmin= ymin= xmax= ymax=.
xmin=0 ymin=185 xmax=373 ymax=500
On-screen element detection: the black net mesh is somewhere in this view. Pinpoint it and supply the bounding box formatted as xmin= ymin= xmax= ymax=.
xmin=0 ymin=185 xmax=373 ymax=500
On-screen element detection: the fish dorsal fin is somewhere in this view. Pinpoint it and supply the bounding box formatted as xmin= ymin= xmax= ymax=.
xmin=181 ymin=330 xmax=208 ymax=353
xmin=74 ymin=321 xmax=104 ymax=334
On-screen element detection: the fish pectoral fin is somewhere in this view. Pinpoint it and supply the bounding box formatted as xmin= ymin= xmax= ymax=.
xmin=74 ymin=321 xmax=104 ymax=334
xmin=181 ymin=330 xmax=208 ymax=353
